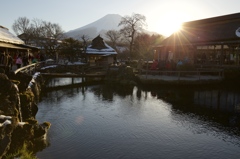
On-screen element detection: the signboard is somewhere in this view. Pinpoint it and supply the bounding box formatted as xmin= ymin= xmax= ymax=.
xmin=235 ymin=27 xmax=240 ymax=37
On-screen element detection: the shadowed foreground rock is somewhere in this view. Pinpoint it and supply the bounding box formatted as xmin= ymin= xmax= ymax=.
xmin=0 ymin=72 xmax=50 ymax=158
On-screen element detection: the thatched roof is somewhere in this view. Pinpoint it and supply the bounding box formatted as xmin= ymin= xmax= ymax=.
xmin=86 ymin=35 xmax=117 ymax=55
xmin=161 ymin=12 xmax=240 ymax=46
xmin=0 ymin=26 xmax=24 ymax=44
xmin=90 ymin=35 xmax=107 ymax=50
xmin=0 ymin=26 xmax=39 ymax=50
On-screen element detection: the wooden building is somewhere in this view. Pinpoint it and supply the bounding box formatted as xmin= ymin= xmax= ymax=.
xmin=86 ymin=35 xmax=117 ymax=66
xmin=0 ymin=26 xmax=39 ymax=59
xmin=154 ymin=12 xmax=240 ymax=66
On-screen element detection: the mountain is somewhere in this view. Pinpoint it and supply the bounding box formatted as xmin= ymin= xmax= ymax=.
xmin=65 ymin=14 xmax=123 ymax=40
xmin=64 ymin=14 xmax=162 ymax=40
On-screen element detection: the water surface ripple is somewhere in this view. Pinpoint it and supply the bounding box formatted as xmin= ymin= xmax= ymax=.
xmin=36 ymin=84 xmax=240 ymax=159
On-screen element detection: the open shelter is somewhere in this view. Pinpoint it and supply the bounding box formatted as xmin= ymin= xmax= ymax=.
xmin=154 ymin=12 xmax=240 ymax=67
xmin=0 ymin=26 xmax=39 ymax=62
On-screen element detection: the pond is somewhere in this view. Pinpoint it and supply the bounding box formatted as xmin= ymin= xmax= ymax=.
xmin=36 ymin=81 xmax=240 ymax=159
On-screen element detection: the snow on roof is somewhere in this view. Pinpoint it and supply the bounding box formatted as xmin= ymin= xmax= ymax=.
xmin=86 ymin=42 xmax=117 ymax=55
xmin=0 ymin=26 xmax=24 ymax=44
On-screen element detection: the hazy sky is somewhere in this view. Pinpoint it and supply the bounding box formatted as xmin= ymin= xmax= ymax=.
xmin=1 ymin=0 xmax=240 ymax=36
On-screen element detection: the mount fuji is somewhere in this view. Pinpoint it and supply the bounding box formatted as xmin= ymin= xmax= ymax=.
xmin=64 ymin=14 xmax=123 ymax=40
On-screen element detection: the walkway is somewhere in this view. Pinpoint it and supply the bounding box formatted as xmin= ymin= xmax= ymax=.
xmin=137 ymin=70 xmax=224 ymax=85
xmin=138 ymin=74 xmax=222 ymax=81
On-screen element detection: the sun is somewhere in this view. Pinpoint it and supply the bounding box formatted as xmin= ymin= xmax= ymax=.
xmin=154 ymin=11 xmax=189 ymax=37
xmin=158 ymin=12 xmax=185 ymax=36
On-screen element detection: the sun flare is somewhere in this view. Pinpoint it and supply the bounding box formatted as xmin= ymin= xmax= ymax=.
xmin=153 ymin=11 xmax=189 ymax=37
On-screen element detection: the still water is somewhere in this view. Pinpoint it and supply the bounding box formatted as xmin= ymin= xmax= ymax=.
xmin=36 ymin=81 xmax=240 ymax=159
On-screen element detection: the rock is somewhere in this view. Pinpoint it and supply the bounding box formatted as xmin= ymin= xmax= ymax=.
xmin=0 ymin=70 xmax=50 ymax=158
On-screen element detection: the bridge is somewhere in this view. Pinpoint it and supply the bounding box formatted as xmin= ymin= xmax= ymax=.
xmin=11 ymin=61 xmax=226 ymax=88
xmin=12 ymin=61 xmax=107 ymax=89
xmin=13 ymin=62 xmax=45 ymax=75
xmin=40 ymin=72 xmax=106 ymax=78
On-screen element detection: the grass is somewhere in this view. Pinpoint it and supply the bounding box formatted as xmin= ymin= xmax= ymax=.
xmin=5 ymin=143 xmax=38 ymax=159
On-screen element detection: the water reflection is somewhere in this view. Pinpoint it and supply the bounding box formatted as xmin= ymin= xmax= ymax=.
xmin=194 ymin=90 xmax=240 ymax=113
xmin=37 ymin=79 xmax=240 ymax=159
xmin=42 ymin=80 xmax=240 ymax=128
xmin=142 ymin=86 xmax=240 ymax=127
xmin=47 ymin=77 xmax=83 ymax=87
xmin=90 ymin=84 xmax=134 ymax=101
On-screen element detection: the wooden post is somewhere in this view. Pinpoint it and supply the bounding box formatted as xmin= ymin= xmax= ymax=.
xmin=28 ymin=67 xmax=31 ymax=75
xmin=34 ymin=64 xmax=36 ymax=74
xmin=221 ymin=69 xmax=224 ymax=78
xmin=145 ymin=60 xmax=148 ymax=79
xmin=72 ymin=78 xmax=74 ymax=85
xmin=220 ymin=44 xmax=223 ymax=66
xmin=236 ymin=47 xmax=239 ymax=65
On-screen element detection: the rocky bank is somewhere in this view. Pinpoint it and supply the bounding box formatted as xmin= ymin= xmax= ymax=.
xmin=0 ymin=70 xmax=50 ymax=158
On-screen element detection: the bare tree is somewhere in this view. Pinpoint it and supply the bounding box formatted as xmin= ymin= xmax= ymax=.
xmin=80 ymin=35 xmax=91 ymax=62
xmin=59 ymin=38 xmax=82 ymax=62
xmin=12 ymin=17 xmax=65 ymax=60
xmin=12 ymin=17 xmax=30 ymax=35
xmin=39 ymin=21 xmax=64 ymax=59
xmin=118 ymin=13 xmax=147 ymax=58
xmin=42 ymin=21 xmax=64 ymax=39
xmin=29 ymin=18 xmax=45 ymax=46
xmin=134 ymin=33 xmax=164 ymax=59
xmin=81 ymin=35 xmax=90 ymax=53
xmin=105 ymin=30 xmax=121 ymax=52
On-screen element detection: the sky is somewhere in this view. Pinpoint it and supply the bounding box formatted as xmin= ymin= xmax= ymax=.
xmin=1 ymin=0 xmax=240 ymax=37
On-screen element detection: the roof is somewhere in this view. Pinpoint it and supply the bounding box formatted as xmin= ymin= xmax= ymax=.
xmin=0 ymin=42 xmax=28 ymax=49
xmin=161 ymin=12 xmax=240 ymax=46
xmin=86 ymin=43 xmax=117 ymax=55
xmin=86 ymin=35 xmax=117 ymax=55
xmin=0 ymin=26 xmax=24 ymax=44
xmin=0 ymin=26 xmax=39 ymax=51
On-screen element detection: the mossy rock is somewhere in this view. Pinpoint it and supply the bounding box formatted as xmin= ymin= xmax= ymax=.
xmin=11 ymin=80 xmax=20 ymax=86
xmin=20 ymin=90 xmax=34 ymax=103
xmin=42 ymin=122 xmax=51 ymax=129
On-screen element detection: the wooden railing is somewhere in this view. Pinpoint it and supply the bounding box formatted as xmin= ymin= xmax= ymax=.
xmin=140 ymin=69 xmax=224 ymax=81
xmin=14 ymin=61 xmax=48 ymax=75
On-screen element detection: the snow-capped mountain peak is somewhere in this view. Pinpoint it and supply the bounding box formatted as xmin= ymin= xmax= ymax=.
xmin=65 ymin=14 xmax=122 ymax=39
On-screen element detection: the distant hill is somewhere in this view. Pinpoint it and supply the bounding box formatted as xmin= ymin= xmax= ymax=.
xmin=64 ymin=14 xmax=161 ymax=41
xmin=64 ymin=14 xmax=123 ymax=40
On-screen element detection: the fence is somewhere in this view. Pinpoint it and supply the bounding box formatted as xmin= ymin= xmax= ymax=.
xmin=140 ymin=69 xmax=224 ymax=81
